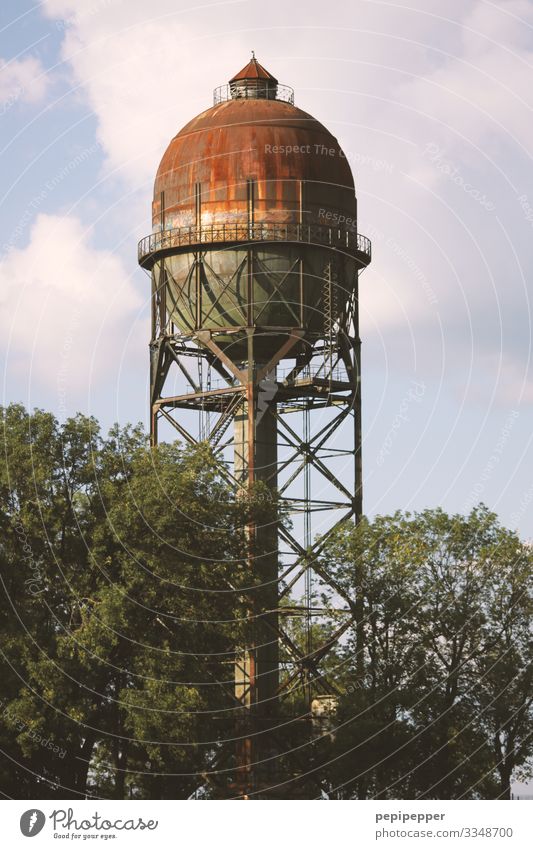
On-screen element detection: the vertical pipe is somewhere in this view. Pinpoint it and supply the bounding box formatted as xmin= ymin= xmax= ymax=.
xmin=195 ymin=250 xmax=201 ymax=331
xmin=151 ymin=407 xmax=158 ymax=447
xmin=247 ymin=178 xmax=255 ymax=236
xmin=151 ymin=272 xmax=156 ymax=341
xmin=158 ymin=262 xmax=167 ymax=336
xmin=353 ymin=273 xmax=363 ymax=522
xmin=195 ymin=181 xmax=201 ymax=231
xmin=299 ymin=180 xmax=305 ymax=328
xmin=195 ymin=184 xmax=202 ymax=332
xmin=352 ymin=272 xmax=364 ymax=688
xmin=303 ymin=397 xmax=311 ymax=707
xmin=299 ymin=258 xmax=304 ymax=327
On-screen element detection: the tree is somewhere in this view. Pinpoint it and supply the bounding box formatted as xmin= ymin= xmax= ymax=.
xmin=0 ymin=404 xmax=265 ymax=798
xmin=320 ymin=507 xmax=533 ymax=799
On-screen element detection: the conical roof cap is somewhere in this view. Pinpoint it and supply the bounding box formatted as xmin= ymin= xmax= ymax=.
xmin=229 ymin=54 xmax=278 ymax=85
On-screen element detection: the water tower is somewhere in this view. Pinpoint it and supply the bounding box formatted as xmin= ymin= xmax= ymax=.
xmin=138 ymin=55 xmax=371 ymax=797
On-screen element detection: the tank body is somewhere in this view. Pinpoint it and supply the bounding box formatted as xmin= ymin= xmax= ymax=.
xmin=141 ymin=95 xmax=366 ymax=361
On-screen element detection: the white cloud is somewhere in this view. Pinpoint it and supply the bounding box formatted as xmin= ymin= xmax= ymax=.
xmin=396 ymin=1 xmax=533 ymax=158
xmin=0 ymin=55 xmax=50 ymax=109
xmin=41 ymin=0 xmax=250 ymax=188
xmin=0 ymin=214 xmax=142 ymax=394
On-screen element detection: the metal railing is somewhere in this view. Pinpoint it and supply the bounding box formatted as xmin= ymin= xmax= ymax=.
xmin=138 ymin=222 xmax=371 ymax=265
xmin=213 ymin=83 xmax=295 ymax=106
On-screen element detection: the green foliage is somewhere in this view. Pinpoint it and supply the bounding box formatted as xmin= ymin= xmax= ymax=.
xmin=1 ymin=403 xmax=531 ymax=799
xmin=0 ymin=403 xmax=259 ymax=798
xmin=319 ymin=507 xmax=533 ymax=799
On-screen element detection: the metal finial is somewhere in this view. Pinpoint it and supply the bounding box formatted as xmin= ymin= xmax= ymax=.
xmin=251 ymin=50 xmax=255 ymax=59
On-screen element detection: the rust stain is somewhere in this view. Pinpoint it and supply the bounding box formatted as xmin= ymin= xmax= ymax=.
xmin=152 ymin=98 xmax=357 ymax=233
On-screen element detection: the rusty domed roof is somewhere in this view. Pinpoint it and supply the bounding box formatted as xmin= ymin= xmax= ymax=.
xmin=152 ymin=96 xmax=356 ymax=234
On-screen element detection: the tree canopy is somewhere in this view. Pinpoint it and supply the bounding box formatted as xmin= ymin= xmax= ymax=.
xmin=319 ymin=508 xmax=533 ymax=799
xmin=0 ymin=403 xmax=262 ymax=798
xmin=0 ymin=403 xmax=531 ymax=799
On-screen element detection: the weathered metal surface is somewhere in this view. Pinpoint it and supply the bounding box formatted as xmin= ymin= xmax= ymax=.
xmin=230 ymin=56 xmax=278 ymax=83
xmin=152 ymin=98 xmax=358 ymax=233
xmin=150 ymin=243 xmax=358 ymax=360
xmin=227 ymin=56 xmax=280 ymax=103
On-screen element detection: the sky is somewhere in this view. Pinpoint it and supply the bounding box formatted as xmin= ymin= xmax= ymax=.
xmin=1 ymin=0 xmax=533 ymax=540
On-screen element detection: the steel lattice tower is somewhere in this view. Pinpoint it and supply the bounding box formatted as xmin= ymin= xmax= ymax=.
xmin=138 ymin=56 xmax=371 ymax=798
